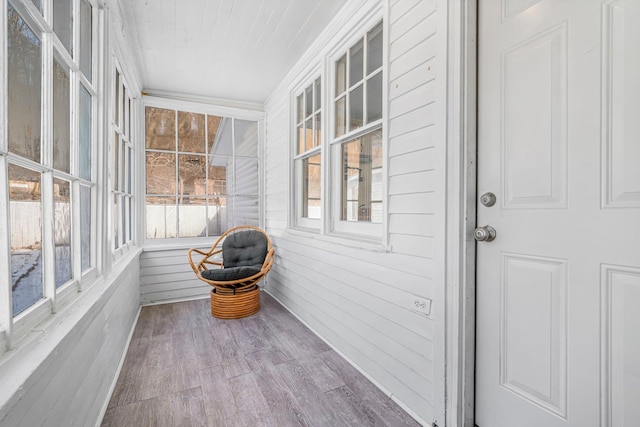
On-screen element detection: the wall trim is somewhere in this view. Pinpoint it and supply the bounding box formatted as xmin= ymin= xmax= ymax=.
xmin=444 ymin=0 xmax=477 ymax=426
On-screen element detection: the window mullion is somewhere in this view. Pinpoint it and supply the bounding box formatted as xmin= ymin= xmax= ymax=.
xmin=174 ymin=109 xmax=179 ymax=237
xmin=41 ymin=170 xmax=57 ymax=312
xmin=231 ymin=118 xmax=236 ymax=228
xmin=71 ymin=179 xmax=82 ymax=288
xmin=0 ymin=158 xmax=14 ymax=342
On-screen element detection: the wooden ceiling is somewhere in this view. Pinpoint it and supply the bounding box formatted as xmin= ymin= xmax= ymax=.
xmin=119 ymin=0 xmax=346 ymax=103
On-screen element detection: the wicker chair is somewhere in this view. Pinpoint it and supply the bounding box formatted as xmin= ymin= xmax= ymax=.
xmin=187 ymin=225 xmax=274 ymax=319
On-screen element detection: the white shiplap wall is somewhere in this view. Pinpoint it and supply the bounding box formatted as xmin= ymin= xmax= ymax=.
xmin=0 ymin=254 xmax=141 ymax=426
xmin=263 ymin=0 xmax=444 ymax=424
xmin=140 ymin=247 xmax=211 ymax=304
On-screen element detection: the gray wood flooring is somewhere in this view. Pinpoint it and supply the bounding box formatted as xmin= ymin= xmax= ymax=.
xmin=102 ymin=292 xmax=421 ymax=427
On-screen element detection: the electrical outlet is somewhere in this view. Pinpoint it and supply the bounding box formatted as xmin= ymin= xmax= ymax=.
xmin=410 ymin=296 xmax=432 ymax=315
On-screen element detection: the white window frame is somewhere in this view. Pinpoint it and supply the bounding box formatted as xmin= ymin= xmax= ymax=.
xmin=110 ymin=59 xmax=136 ymax=259
xmin=0 ymin=0 xmax=101 ymax=346
xmin=291 ymin=68 xmax=323 ymax=231
xmin=327 ymin=17 xmax=385 ymax=242
xmin=141 ymin=96 xmax=265 ymax=248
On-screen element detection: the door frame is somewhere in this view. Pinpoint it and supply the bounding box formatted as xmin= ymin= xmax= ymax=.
xmin=444 ymin=0 xmax=478 ymax=426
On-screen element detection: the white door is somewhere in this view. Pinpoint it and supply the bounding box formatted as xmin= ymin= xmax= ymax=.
xmin=476 ymin=0 xmax=640 ymax=426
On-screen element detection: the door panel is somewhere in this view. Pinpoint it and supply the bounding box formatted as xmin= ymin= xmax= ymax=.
xmin=476 ymin=1 xmax=640 ymax=426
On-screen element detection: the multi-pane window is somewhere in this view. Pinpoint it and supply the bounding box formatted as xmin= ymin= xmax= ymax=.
xmin=294 ymin=77 xmax=322 ymax=225
xmin=5 ymin=0 xmax=95 ymax=317
xmin=145 ymin=106 xmax=259 ymax=240
xmin=333 ymin=21 xmax=383 ymax=228
xmin=112 ymin=67 xmax=135 ymax=252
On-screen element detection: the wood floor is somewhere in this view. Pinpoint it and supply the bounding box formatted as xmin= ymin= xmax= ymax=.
xmin=102 ymin=292 xmax=421 ymax=427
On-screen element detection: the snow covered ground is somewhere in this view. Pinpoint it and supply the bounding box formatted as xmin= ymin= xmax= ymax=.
xmin=11 ymin=246 xmax=72 ymax=315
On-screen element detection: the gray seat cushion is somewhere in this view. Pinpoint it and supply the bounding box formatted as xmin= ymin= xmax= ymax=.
xmin=202 ymin=264 xmax=262 ymax=282
xmin=222 ymin=230 xmax=268 ymax=268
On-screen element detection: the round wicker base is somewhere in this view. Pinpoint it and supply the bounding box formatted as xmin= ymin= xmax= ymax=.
xmin=210 ymin=286 xmax=260 ymax=319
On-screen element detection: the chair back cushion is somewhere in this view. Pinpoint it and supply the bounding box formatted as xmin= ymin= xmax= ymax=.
xmin=222 ymin=230 xmax=268 ymax=269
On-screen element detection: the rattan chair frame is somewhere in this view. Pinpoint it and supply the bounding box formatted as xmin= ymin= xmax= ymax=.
xmin=187 ymin=225 xmax=275 ymax=295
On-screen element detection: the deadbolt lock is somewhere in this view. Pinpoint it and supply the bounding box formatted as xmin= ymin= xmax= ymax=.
xmin=480 ymin=192 xmax=496 ymax=207
xmin=474 ymin=225 xmax=497 ymax=242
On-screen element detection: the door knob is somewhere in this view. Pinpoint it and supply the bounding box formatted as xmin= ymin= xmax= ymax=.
xmin=474 ymin=225 xmax=496 ymax=242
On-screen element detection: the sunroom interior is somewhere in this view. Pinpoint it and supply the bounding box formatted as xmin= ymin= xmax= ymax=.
xmin=1 ymin=0 xmax=449 ymax=425
xmin=2 ymin=0 xmax=639 ymax=426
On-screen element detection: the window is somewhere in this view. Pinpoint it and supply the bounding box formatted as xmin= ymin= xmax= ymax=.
xmin=293 ymin=77 xmax=322 ymax=228
xmin=331 ymin=21 xmax=384 ymax=238
xmin=289 ymin=20 xmax=384 ymax=240
xmin=3 ymin=0 xmax=96 ymax=320
xmin=144 ymin=104 xmax=260 ymax=240
xmin=112 ymin=66 xmax=135 ymax=252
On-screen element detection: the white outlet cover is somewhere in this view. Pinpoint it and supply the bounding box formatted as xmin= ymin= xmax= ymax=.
xmin=410 ymin=296 xmax=432 ymax=315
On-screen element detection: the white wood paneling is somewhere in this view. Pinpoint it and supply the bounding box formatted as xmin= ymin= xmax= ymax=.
xmin=263 ymin=0 xmax=445 ymax=424
xmin=117 ymin=0 xmax=346 ymax=103
xmin=140 ymin=247 xmax=212 ymax=304
xmin=0 ymin=253 xmax=141 ymax=427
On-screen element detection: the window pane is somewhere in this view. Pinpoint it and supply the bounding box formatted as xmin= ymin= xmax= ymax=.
xmin=145 ymin=107 xmax=176 ymax=150
xmin=314 ymin=112 xmax=322 ymax=148
xmin=208 ymin=164 xmax=227 ymax=196
xmin=122 ymin=87 xmax=127 ymax=131
xmin=79 ymin=0 xmax=92 ymax=81
xmin=9 ymin=165 xmax=43 ymax=316
xmin=113 ymin=195 xmax=120 ymax=248
xmin=303 ymin=154 xmax=321 ymax=219
xmin=54 ymin=179 xmax=72 ymax=288
xmin=349 ymin=39 xmax=364 ymax=86
xmin=305 ymin=118 xmax=313 ymax=152
xmin=367 ymin=22 xmax=383 ymax=74
xmin=341 ymin=129 xmax=383 ymax=223
xmin=127 ymin=145 xmax=132 ymax=194
xmin=53 ymin=58 xmax=71 ymax=173
xmin=207 ymin=115 xmax=228 ymax=156
xmin=235 ymin=157 xmax=258 ymax=196
xmin=178 ymin=112 xmax=205 ymax=153
xmin=123 ymin=145 xmax=129 ymax=193
xmin=178 ymin=154 xmax=206 ymax=197
xmin=314 ymin=78 xmax=321 ymax=112
xmin=335 ymin=96 xmax=346 ymax=137
xmin=146 ymin=152 xmax=176 ymax=194
xmin=53 ymin=0 xmax=72 ymax=54
xmin=178 ymin=197 xmax=207 ymax=237
xmin=146 ymin=196 xmax=177 ymax=239
xmin=121 ymin=194 xmax=126 ymax=245
xmin=305 ymin=85 xmax=313 ymax=118
xmin=297 ymin=124 xmax=305 ymax=155
xmin=127 ymin=97 xmax=132 ymax=139
xmin=115 ymin=70 xmax=120 ymax=125
xmin=79 ymin=84 xmax=92 ymax=180
xmin=296 ymin=94 xmax=304 ymax=124
xmin=234 ymin=119 xmax=258 ymax=157
xmin=8 ymin=5 xmax=42 ymax=163
xmin=349 ymin=84 xmax=364 ymax=131
xmin=127 ymin=195 xmax=133 ymax=243
xmin=114 ymin=133 xmax=120 ymax=190
xmin=80 ymin=185 xmax=91 ymax=271
xmin=335 ymin=54 xmax=346 ymax=96
xmin=207 ymin=196 xmax=228 ymax=236
xmin=367 ymin=72 xmax=383 ymax=123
